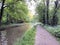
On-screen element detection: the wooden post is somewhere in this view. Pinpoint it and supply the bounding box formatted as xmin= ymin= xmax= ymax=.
xmin=0 ymin=31 xmax=1 ymax=45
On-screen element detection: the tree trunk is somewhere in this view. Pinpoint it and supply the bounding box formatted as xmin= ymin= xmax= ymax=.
xmin=51 ymin=0 xmax=59 ymax=26
xmin=46 ymin=0 xmax=49 ymax=24
xmin=0 ymin=0 xmax=5 ymax=26
xmin=0 ymin=0 xmax=5 ymax=45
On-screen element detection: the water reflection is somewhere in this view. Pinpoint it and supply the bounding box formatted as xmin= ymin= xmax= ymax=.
xmin=1 ymin=31 xmax=7 ymax=45
xmin=0 ymin=24 xmax=31 ymax=45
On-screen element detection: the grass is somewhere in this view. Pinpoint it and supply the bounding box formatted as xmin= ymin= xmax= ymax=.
xmin=14 ymin=27 xmax=36 ymax=45
xmin=44 ymin=25 xmax=60 ymax=42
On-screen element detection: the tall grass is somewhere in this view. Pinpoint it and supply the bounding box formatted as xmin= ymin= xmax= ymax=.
xmin=14 ymin=27 xmax=36 ymax=45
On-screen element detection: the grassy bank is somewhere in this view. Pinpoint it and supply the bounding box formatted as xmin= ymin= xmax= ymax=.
xmin=14 ymin=27 xmax=36 ymax=45
xmin=44 ymin=25 xmax=60 ymax=42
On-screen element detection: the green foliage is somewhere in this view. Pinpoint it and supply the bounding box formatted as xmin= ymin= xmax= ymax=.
xmin=44 ymin=25 xmax=60 ymax=41
xmin=54 ymin=30 xmax=60 ymax=38
xmin=56 ymin=8 xmax=60 ymax=24
xmin=2 ymin=0 xmax=29 ymax=24
xmin=51 ymin=15 xmax=58 ymax=26
xmin=36 ymin=0 xmax=60 ymax=25
xmin=36 ymin=2 xmax=46 ymax=24
xmin=14 ymin=27 xmax=36 ymax=45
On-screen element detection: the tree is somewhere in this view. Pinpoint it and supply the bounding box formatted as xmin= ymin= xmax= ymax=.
xmin=36 ymin=0 xmax=46 ymax=24
xmin=1 ymin=0 xmax=29 ymax=24
xmin=46 ymin=0 xmax=49 ymax=24
xmin=0 ymin=0 xmax=5 ymax=26
xmin=51 ymin=0 xmax=59 ymax=26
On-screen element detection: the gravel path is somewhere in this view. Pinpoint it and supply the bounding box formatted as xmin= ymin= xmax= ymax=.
xmin=34 ymin=25 xmax=60 ymax=45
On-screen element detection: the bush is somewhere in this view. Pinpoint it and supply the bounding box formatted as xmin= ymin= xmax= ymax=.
xmin=44 ymin=25 xmax=60 ymax=41
xmin=54 ymin=30 xmax=60 ymax=38
xmin=51 ymin=15 xmax=58 ymax=26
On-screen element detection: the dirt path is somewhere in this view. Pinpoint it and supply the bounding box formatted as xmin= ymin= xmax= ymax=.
xmin=34 ymin=25 xmax=60 ymax=45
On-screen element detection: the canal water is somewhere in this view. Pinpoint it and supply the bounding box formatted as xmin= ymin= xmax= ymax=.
xmin=0 ymin=24 xmax=31 ymax=45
